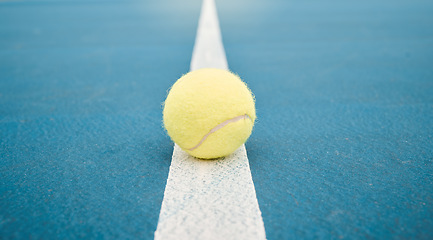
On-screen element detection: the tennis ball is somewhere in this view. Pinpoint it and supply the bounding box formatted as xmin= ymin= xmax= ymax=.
xmin=163 ymin=68 xmax=256 ymax=159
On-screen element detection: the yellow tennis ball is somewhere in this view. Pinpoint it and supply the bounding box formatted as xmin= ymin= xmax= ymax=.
xmin=163 ymin=68 xmax=256 ymax=159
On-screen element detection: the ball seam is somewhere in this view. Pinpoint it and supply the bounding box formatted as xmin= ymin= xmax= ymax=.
xmin=188 ymin=114 xmax=253 ymax=151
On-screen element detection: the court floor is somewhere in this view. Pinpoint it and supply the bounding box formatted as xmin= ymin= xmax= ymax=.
xmin=1 ymin=0 xmax=433 ymax=239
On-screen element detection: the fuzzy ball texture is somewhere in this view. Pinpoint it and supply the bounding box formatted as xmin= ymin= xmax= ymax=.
xmin=163 ymin=68 xmax=256 ymax=159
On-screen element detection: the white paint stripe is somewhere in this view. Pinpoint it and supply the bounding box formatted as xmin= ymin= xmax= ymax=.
xmin=155 ymin=145 xmax=266 ymax=240
xmin=154 ymin=0 xmax=266 ymax=239
xmin=190 ymin=0 xmax=228 ymax=70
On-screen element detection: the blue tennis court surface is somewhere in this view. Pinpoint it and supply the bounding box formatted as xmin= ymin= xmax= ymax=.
xmin=1 ymin=0 xmax=433 ymax=239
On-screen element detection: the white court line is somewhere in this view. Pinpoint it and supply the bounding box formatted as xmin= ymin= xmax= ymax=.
xmin=154 ymin=0 xmax=266 ymax=239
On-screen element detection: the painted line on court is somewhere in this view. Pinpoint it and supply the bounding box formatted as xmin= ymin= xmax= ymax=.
xmin=154 ymin=0 xmax=266 ymax=239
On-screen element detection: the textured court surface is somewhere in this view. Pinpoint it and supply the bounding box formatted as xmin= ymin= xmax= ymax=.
xmin=1 ymin=0 xmax=433 ymax=239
